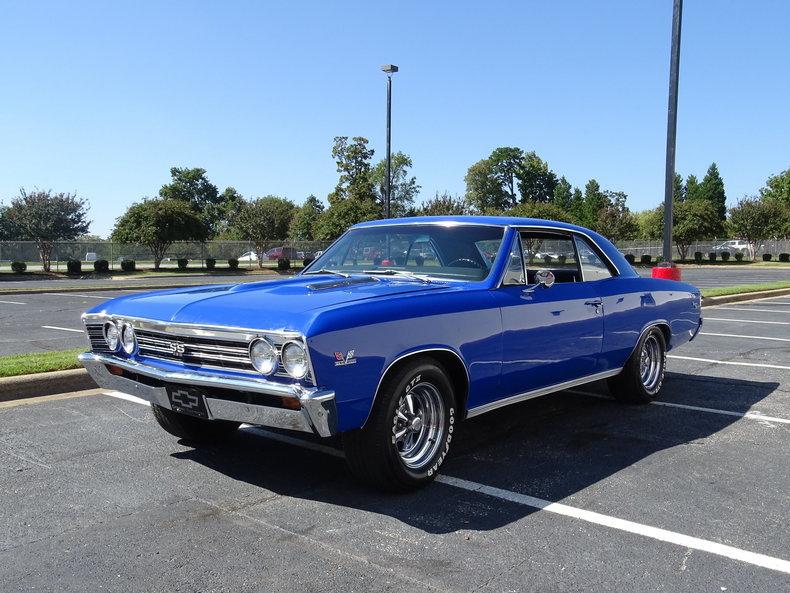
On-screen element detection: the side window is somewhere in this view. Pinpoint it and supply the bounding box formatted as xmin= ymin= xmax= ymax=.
xmin=574 ymin=236 xmax=614 ymax=281
xmin=502 ymin=234 xmax=525 ymax=285
xmin=520 ymin=232 xmax=580 ymax=284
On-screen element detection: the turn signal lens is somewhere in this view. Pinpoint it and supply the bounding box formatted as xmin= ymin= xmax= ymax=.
xmin=282 ymin=341 xmax=308 ymax=379
xmin=249 ymin=338 xmax=277 ymax=375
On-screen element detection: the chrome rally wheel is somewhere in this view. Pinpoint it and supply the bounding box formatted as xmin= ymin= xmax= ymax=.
xmin=393 ymin=381 xmax=447 ymax=470
xmin=608 ymin=326 xmax=667 ymax=404
xmin=639 ymin=332 xmax=664 ymax=394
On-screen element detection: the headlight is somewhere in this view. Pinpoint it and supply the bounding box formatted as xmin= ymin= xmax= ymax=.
xmin=249 ymin=338 xmax=277 ymax=375
xmin=282 ymin=341 xmax=308 ymax=379
xmin=121 ymin=323 xmax=137 ymax=354
xmin=103 ymin=321 xmax=120 ymax=351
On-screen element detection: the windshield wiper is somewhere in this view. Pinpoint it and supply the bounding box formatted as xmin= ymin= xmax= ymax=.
xmin=361 ymin=269 xmax=433 ymax=283
xmin=305 ymin=268 xmax=350 ymax=278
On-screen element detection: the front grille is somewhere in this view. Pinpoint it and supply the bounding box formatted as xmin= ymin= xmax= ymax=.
xmin=135 ymin=329 xmax=256 ymax=373
xmin=86 ymin=323 xmax=112 ymax=353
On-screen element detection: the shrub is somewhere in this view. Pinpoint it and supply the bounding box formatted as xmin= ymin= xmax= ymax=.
xmin=734 ymin=252 xmax=744 ymax=262
xmin=558 ymin=254 xmax=567 ymax=265
xmin=624 ymin=254 xmax=636 ymax=264
xmin=303 ymin=256 xmax=315 ymax=268
xmin=177 ymin=258 xmax=188 ymax=270
xmin=228 ymin=258 xmax=239 ymax=270
xmin=66 ymin=260 xmax=82 ymax=275
xmin=205 ymin=258 xmax=216 ymax=270
xmin=640 ymin=254 xmax=652 ymax=265
xmin=543 ymin=255 xmax=553 ymax=265
xmin=708 ymin=252 xmax=716 ymax=262
xmin=277 ymin=257 xmax=291 ymax=271
xmin=93 ymin=259 xmax=110 ymax=273
xmin=721 ymin=251 xmax=731 ymax=261
xmin=120 ymin=259 xmax=136 ymax=272
xmin=779 ymin=253 xmax=790 ymax=263
xmin=762 ymin=253 xmax=772 ymax=262
xmin=11 ymin=261 xmax=26 ymax=273
xmin=693 ymin=252 xmax=703 ymax=263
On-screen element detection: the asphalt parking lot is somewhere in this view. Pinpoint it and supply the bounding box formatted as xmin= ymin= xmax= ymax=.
xmin=1 ymin=295 xmax=789 ymax=592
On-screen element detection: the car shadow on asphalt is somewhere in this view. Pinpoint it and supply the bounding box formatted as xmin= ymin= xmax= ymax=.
xmin=172 ymin=372 xmax=779 ymax=535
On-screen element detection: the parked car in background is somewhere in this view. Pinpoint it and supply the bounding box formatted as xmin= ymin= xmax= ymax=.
xmin=85 ymin=252 xmax=98 ymax=262
xmin=266 ymin=246 xmax=298 ymax=261
xmin=80 ymin=216 xmax=701 ymax=491
xmin=712 ymin=240 xmax=752 ymax=256
xmin=238 ymin=251 xmax=258 ymax=262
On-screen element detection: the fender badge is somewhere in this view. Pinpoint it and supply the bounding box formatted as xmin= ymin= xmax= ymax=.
xmin=334 ymin=350 xmax=357 ymax=366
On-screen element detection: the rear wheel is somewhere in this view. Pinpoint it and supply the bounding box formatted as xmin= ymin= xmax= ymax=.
xmin=607 ymin=327 xmax=667 ymax=404
xmin=343 ymin=358 xmax=455 ymax=491
xmin=151 ymin=404 xmax=240 ymax=443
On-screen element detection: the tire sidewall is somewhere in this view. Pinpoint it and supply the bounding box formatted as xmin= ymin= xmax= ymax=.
xmin=636 ymin=328 xmax=667 ymax=397
xmin=381 ymin=362 xmax=455 ymax=486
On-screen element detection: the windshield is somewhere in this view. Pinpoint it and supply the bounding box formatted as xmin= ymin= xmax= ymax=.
xmin=304 ymin=224 xmax=505 ymax=281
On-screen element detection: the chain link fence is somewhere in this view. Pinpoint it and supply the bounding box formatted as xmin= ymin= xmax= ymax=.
xmin=0 ymin=240 xmax=333 ymax=271
xmin=1 ymin=237 xmax=788 ymax=272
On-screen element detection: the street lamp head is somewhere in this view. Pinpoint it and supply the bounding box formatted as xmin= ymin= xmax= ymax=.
xmin=381 ymin=64 xmax=399 ymax=74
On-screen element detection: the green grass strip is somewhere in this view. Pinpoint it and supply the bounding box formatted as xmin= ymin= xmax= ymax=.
xmin=702 ymin=281 xmax=790 ymax=298
xmin=0 ymin=348 xmax=84 ymax=378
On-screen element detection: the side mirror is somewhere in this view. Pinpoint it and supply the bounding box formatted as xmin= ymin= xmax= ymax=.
xmin=535 ymin=269 xmax=555 ymax=288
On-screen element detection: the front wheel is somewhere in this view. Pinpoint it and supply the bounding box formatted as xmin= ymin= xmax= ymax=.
xmin=607 ymin=327 xmax=667 ymax=404
xmin=343 ymin=358 xmax=456 ymax=491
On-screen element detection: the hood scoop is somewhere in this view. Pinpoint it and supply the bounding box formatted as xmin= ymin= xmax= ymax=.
xmin=306 ymin=276 xmax=379 ymax=291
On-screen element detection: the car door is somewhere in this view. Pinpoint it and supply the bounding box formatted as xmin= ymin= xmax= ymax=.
xmin=493 ymin=229 xmax=605 ymax=400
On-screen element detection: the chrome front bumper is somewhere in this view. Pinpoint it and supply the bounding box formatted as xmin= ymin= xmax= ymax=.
xmin=79 ymin=352 xmax=337 ymax=437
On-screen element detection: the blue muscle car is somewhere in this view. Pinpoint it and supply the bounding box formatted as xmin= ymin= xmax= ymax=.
xmin=79 ymin=217 xmax=702 ymax=490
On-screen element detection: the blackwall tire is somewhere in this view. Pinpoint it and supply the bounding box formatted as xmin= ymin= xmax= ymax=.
xmin=607 ymin=327 xmax=667 ymax=404
xmin=151 ymin=404 xmax=240 ymax=443
xmin=343 ymin=358 xmax=456 ymax=492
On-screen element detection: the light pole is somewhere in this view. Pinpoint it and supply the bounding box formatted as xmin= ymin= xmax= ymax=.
xmin=381 ymin=64 xmax=398 ymax=219
xmin=662 ymin=0 xmax=683 ymax=266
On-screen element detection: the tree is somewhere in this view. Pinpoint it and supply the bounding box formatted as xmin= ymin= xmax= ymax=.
xmin=289 ymin=195 xmax=325 ymax=241
xmin=581 ymin=179 xmax=609 ymax=230
xmin=759 ymin=168 xmax=790 ymax=236
xmin=329 ymin=136 xmax=377 ymax=205
xmin=517 ymin=151 xmax=558 ymax=203
xmin=506 ymin=201 xmax=579 ymax=225
xmin=685 ymin=174 xmax=701 ymax=202
xmin=464 ymin=157 xmax=510 ymax=213
xmin=371 ymin=152 xmax=420 ymax=217
xmin=416 ymin=192 xmax=467 ymax=216
xmin=637 ymin=207 xmax=663 ymax=240
xmin=697 ymin=163 xmax=727 ymax=227
xmin=729 ymin=197 xmax=785 ymax=259
xmin=0 ymin=204 xmax=20 ymax=240
xmin=112 ymin=199 xmax=207 ymax=270
xmin=673 ymin=173 xmax=686 ymax=203
xmin=597 ymin=191 xmax=639 ymax=242
xmin=313 ymin=197 xmax=381 ymax=241
xmin=569 ymin=187 xmax=585 ymax=223
xmin=230 ymin=196 xmax=295 ymax=266
xmin=205 ymin=186 xmax=245 ymax=238
xmin=158 ymin=167 xmax=240 ymax=237
xmin=552 ymin=177 xmax=573 ymax=211
xmin=645 ymin=200 xmax=720 ymax=260
xmin=6 ymin=189 xmax=90 ymax=272
xmin=489 ymin=147 xmax=524 ymax=205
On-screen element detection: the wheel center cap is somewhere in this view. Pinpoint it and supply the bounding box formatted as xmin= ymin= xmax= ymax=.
xmin=410 ymin=416 xmax=423 ymax=432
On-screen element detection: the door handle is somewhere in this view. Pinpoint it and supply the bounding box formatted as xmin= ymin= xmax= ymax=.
xmin=585 ymin=299 xmax=603 ymax=315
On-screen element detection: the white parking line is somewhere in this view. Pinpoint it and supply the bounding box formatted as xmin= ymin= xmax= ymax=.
xmin=104 ymin=388 xmax=790 ymax=574
xmin=0 ymin=299 xmax=26 ymax=305
xmin=715 ymin=307 xmax=790 ymax=314
xmin=436 ymin=475 xmax=790 ymax=575
xmin=668 ymin=355 xmax=790 ymax=371
xmin=41 ymin=325 xmax=84 ymax=333
xmin=567 ymin=389 xmax=790 ymax=425
xmin=700 ymin=332 xmax=790 ymax=343
xmin=49 ymin=293 xmax=112 ymax=299
xmin=705 ymin=317 xmax=790 ymax=325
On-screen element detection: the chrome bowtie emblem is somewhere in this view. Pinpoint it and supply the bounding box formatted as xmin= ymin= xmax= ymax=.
xmin=170 ymin=341 xmax=186 ymax=356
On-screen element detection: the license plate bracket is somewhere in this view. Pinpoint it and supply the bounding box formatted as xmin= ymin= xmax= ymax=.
xmin=166 ymin=386 xmax=209 ymax=418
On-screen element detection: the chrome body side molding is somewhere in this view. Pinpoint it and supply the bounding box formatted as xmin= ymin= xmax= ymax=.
xmin=466 ymin=368 xmax=622 ymax=418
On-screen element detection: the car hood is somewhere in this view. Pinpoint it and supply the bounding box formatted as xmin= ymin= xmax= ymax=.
xmin=90 ymin=274 xmax=452 ymax=334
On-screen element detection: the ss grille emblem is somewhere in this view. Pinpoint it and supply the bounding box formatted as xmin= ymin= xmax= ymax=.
xmin=169 ymin=341 xmax=186 ymax=356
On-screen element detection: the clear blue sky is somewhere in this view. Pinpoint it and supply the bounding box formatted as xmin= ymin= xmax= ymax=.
xmin=1 ymin=1 xmax=788 ymax=237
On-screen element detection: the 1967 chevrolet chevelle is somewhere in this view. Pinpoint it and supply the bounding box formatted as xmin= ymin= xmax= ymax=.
xmin=80 ymin=217 xmax=702 ymax=490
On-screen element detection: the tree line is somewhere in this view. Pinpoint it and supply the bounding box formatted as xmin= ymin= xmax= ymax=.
xmin=2 ymin=136 xmax=788 ymax=270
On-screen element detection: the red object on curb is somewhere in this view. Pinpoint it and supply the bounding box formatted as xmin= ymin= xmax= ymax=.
xmin=651 ymin=265 xmax=682 ymax=281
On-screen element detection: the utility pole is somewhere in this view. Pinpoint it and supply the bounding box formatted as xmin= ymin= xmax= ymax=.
xmin=662 ymin=0 xmax=683 ymax=265
xmin=381 ymin=64 xmax=398 ymax=218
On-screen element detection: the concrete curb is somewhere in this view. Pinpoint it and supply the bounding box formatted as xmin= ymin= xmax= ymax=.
xmin=701 ymin=287 xmax=790 ymax=307
xmin=0 ymin=368 xmax=96 ymax=402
